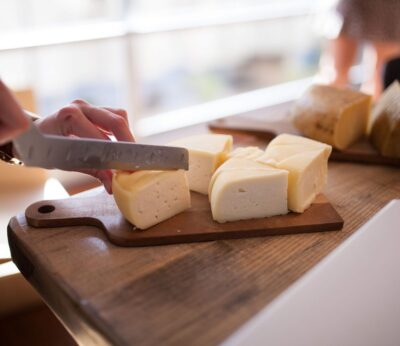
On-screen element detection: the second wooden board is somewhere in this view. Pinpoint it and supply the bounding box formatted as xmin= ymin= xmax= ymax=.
xmin=209 ymin=115 xmax=400 ymax=167
xmin=25 ymin=191 xmax=343 ymax=247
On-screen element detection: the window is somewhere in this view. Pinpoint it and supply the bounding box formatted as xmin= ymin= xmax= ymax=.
xmin=0 ymin=0 xmax=319 ymax=136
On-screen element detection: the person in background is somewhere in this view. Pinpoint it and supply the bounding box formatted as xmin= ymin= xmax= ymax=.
xmin=320 ymin=0 xmax=400 ymax=99
xmin=383 ymin=57 xmax=400 ymax=89
xmin=0 ymin=79 xmax=135 ymax=193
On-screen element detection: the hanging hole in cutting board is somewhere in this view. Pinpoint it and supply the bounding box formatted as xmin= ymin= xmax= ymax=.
xmin=38 ymin=205 xmax=55 ymax=214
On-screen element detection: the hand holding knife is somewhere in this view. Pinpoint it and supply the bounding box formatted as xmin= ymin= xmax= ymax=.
xmin=1 ymin=101 xmax=187 ymax=194
xmin=0 ymin=80 xmax=189 ymax=193
xmin=12 ymin=111 xmax=188 ymax=172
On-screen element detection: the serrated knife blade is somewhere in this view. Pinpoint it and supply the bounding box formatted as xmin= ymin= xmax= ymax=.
xmin=12 ymin=117 xmax=188 ymax=171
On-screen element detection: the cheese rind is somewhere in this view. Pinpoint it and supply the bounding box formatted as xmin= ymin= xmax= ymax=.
xmin=258 ymin=134 xmax=332 ymax=213
xmin=169 ymin=134 xmax=233 ymax=195
xmin=292 ymin=84 xmax=372 ymax=150
xmin=210 ymin=158 xmax=288 ymax=223
xmin=112 ymin=170 xmax=191 ymax=230
xmin=370 ymin=81 xmax=400 ymax=158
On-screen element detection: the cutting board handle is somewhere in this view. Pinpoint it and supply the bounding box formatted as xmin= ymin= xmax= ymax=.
xmin=25 ymin=197 xmax=105 ymax=230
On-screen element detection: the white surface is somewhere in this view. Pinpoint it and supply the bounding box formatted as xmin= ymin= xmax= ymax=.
xmin=224 ymin=200 xmax=400 ymax=346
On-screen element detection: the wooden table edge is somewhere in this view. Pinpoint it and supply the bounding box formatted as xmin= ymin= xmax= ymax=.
xmin=7 ymin=215 xmax=119 ymax=346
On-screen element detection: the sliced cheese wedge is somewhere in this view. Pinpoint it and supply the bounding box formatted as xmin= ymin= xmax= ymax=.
xmin=112 ymin=170 xmax=191 ymax=230
xmin=209 ymin=158 xmax=288 ymax=223
xmin=169 ymin=134 xmax=233 ymax=195
xmin=258 ymin=134 xmax=332 ymax=213
xmin=292 ymin=84 xmax=372 ymax=150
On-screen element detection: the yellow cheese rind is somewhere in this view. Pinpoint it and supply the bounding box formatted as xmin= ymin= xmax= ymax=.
xmin=259 ymin=134 xmax=332 ymax=213
xmin=292 ymin=84 xmax=372 ymax=150
xmin=169 ymin=134 xmax=233 ymax=195
xmin=209 ymin=158 xmax=288 ymax=223
xmin=370 ymin=81 xmax=400 ymax=158
xmin=112 ymin=170 xmax=191 ymax=230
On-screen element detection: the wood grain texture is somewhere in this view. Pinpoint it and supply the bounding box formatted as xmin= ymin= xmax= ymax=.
xmin=24 ymin=193 xmax=343 ymax=247
xmin=8 ymin=149 xmax=400 ymax=346
xmin=209 ymin=111 xmax=400 ymax=167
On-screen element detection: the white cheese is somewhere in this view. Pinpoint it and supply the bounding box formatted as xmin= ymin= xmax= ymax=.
xmin=169 ymin=134 xmax=233 ymax=195
xmin=258 ymin=134 xmax=332 ymax=213
xmin=228 ymin=146 xmax=264 ymax=160
xmin=112 ymin=170 xmax=191 ymax=230
xmin=209 ymin=158 xmax=288 ymax=223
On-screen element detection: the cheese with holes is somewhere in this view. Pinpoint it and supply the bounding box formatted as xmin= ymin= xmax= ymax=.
xmin=258 ymin=134 xmax=332 ymax=213
xmin=112 ymin=170 xmax=190 ymax=230
xmin=370 ymin=81 xmax=400 ymax=158
xmin=169 ymin=134 xmax=233 ymax=194
xmin=209 ymin=158 xmax=288 ymax=223
xmin=292 ymin=85 xmax=372 ymax=150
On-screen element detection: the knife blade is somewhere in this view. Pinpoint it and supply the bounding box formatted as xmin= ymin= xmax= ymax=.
xmin=12 ymin=115 xmax=188 ymax=171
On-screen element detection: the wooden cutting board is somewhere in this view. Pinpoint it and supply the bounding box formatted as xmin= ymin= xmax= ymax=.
xmin=209 ymin=116 xmax=400 ymax=167
xmin=25 ymin=191 xmax=343 ymax=247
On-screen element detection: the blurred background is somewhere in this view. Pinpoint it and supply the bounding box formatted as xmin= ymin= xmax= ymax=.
xmin=0 ymin=0 xmax=323 ymax=134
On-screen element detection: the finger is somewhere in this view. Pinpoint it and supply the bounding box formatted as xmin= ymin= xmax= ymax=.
xmin=103 ymin=107 xmax=129 ymax=123
xmin=0 ymin=80 xmax=29 ymax=140
xmin=0 ymin=127 xmax=25 ymax=145
xmin=75 ymin=168 xmax=113 ymax=194
xmin=97 ymin=170 xmax=113 ymax=194
xmin=78 ymin=105 xmax=135 ymax=142
xmin=71 ymin=100 xmax=129 ymax=125
xmin=56 ymin=105 xmax=109 ymax=140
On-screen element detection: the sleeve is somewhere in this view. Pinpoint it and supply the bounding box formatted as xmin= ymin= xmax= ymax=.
xmin=0 ymin=112 xmax=41 ymax=165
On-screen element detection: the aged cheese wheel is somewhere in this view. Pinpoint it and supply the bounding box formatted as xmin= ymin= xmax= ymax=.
xmin=292 ymin=85 xmax=372 ymax=150
xmin=257 ymin=134 xmax=332 ymax=213
xmin=112 ymin=170 xmax=191 ymax=230
xmin=169 ymin=134 xmax=232 ymax=195
xmin=370 ymin=81 xmax=400 ymax=158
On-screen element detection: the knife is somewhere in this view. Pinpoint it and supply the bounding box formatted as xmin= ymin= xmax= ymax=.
xmin=12 ymin=112 xmax=189 ymax=171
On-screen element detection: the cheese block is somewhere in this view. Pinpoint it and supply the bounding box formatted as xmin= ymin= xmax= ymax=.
xmin=112 ymin=170 xmax=191 ymax=230
xmin=169 ymin=134 xmax=233 ymax=195
xmin=258 ymin=134 xmax=332 ymax=213
xmin=209 ymin=158 xmax=288 ymax=223
xmin=370 ymin=81 xmax=400 ymax=158
xmin=228 ymin=146 xmax=264 ymax=160
xmin=292 ymin=84 xmax=372 ymax=150
xmin=208 ymin=156 xmax=268 ymax=196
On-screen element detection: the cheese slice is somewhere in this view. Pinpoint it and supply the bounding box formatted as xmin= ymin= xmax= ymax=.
xmin=112 ymin=170 xmax=191 ymax=230
xmin=169 ymin=134 xmax=233 ymax=195
xmin=370 ymin=81 xmax=400 ymax=158
xmin=258 ymin=134 xmax=332 ymax=213
xmin=209 ymin=158 xmax=288 ymax=223
xmin=292 ymin=84 xmax=372 ymax=150
xmin=208 ymin=156 xmax=267 ymax=196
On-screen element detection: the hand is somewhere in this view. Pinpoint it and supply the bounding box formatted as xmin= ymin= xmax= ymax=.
xmin=0 ymin=80 xmax=30 ymax=145
xmin=36 ymin=99 xmax=135 ymax=194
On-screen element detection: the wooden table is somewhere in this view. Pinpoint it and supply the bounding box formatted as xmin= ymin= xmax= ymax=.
xmin=7 ymin=132 xmax=400 ymax=346
xmin=0 ymin=176 xmax=68 ymax=317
